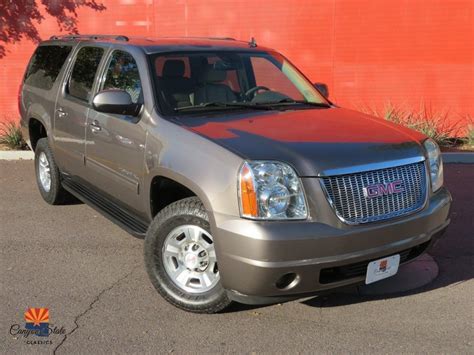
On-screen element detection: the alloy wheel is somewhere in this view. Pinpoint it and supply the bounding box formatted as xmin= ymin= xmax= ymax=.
xmin=162 ymin=225 xmax=219 ymax=294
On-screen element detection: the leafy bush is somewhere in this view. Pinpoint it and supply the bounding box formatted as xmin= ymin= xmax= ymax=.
xmin=361 ymin=103 xmax=464 ymax=147
xmin=0 ymin=121 xmax=28 ymax=150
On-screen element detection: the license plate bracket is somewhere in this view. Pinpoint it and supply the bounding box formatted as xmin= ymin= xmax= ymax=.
xmin=365 ymin=254 xmax=400 ymax=284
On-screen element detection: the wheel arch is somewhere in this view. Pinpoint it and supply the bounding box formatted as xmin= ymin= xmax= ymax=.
xmin=28 ymin=117 xmax=48 ymax=151
xmin=145 ymin=168 xmax=215 ymax=223
xmin=24 ymin=102 xmax=53 ymax=151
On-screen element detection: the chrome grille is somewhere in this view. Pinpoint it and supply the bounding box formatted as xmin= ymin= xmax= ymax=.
xmin=321 ymin=162 xmax=427 ymax=224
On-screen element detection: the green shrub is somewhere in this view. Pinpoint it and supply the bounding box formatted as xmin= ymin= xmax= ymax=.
xmin=0 ymin=121 xmax=29 ymax=150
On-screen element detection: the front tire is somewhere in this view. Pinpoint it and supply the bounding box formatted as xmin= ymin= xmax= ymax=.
xmin=144 ymin=197 xmax=231 ymax=313
xmin=34 ymin=138 xmax=72 ymax=205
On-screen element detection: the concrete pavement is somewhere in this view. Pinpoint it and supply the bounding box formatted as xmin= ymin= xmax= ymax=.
xmin=0 ymin=161 xmax=472 ymax=354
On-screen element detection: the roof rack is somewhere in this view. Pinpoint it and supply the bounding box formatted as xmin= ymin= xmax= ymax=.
xmin=49 ymin=34 xmax=129 ymax=42
xmin=199 ymin=36 xmax=236 ymax=41
xmin=159 ymin=36 xmax=236 ymax=41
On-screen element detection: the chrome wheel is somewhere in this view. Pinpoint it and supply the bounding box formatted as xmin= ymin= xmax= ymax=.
xmin=162 ymin=225 xmax=219 ymax=294
xmin=38 ymin=152 xmax=51 ymax=192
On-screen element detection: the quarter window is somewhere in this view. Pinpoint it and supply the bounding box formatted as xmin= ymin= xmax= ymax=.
xmin=68 ymin=47 xmax=104 ymax=101
xmin=24 ymin=45 xmax=72 ymax=90
xmin=102 ymin=51 xmax=143 ymax=103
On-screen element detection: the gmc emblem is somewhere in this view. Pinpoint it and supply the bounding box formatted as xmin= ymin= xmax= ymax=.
xmin=363 ymin=180 xmax=405 ymax=198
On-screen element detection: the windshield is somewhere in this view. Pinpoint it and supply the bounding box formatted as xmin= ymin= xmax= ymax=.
xmin=149 ymin=51 xmax=329 ymax=115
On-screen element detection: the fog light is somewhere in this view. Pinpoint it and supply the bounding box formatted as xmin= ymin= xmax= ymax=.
xmin=275 ymin=273 xmax=300 ymax=290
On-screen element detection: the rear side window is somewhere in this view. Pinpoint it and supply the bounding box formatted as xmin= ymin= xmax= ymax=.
xmin=24 ymin=45 xmax=72 ymax=90
xmin=67 ymin=47 xmax=104 ymax=101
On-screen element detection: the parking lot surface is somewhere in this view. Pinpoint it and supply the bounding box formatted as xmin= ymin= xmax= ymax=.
xmin=1 ymin=161 xmax=472 ymax=354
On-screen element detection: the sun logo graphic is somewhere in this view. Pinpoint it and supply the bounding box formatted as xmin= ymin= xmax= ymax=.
xmin=24 ymin=308 xmax=49 ymax=337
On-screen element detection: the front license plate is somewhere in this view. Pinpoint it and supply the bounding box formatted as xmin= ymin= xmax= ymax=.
xmin=365 ymin=254 xmax=400 ymax=284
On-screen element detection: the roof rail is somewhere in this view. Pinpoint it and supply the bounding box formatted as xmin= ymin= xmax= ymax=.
xmin=203 ymin=37 xmax=236 ymax=41
xmin=160 ymin=36 xmax=236 ymax=41
xmin=49 ymin=34 xmax=129 ymax=42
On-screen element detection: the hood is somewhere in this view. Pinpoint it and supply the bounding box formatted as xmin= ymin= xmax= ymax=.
xmin=178 ymin=107 xmax=427 ymax=177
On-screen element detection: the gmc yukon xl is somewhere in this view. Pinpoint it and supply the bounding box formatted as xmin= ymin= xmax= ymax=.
xmin=20 ymin=35 xmax=451 ymax=313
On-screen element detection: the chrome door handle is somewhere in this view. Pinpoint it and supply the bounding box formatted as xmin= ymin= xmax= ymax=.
xmin=56 ymin=107 xmax=68 ymax=118
xmin=90 ymin=120 xmax=101 ymax=132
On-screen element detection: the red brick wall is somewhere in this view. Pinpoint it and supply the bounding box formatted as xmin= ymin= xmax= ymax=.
xmin=1 ymin=0 xmax=472 ymax=130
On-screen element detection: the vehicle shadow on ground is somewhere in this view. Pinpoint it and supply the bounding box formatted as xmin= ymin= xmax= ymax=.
xmin=302 ymin=253 xmax=473 ymax=309
xmin=226 ymin=165 xmax=474 ymax=312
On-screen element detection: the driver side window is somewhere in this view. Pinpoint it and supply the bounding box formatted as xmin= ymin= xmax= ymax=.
xmin=102 ymin=51 xmax=143 ymax=104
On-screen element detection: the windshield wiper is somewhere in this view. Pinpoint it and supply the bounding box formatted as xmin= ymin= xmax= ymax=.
xmin=174 ymin=102 xmax=273 ymax=112
xmin=174 ymin=99 xmax=330 ymax=113
xmin=259 ymin=99 xmax=331 ymax=108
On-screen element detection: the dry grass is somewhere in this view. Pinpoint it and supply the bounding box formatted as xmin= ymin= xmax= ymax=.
xmin=0 ymin=120 xmax=28 ymax=150
xmin=360 ymin=103 xmax=467 ymax=148
xmin=464 ymin=122 xmax=474 ymax=150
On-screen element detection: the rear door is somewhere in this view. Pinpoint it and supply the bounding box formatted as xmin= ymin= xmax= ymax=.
xmin=53 ymin=44 xmax=107 ymax=177
xmin=83 ymin=49 xmax=147 ymax=213
xmin=21 ymin=44 xmax=73 ymax=149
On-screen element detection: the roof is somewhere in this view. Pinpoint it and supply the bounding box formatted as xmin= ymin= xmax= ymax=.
xmin=45 ymin=35 xmax=273 ymax=53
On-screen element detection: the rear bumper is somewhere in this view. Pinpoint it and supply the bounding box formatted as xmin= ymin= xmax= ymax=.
xmin=212 ymin=187 xmax=451 ymax=304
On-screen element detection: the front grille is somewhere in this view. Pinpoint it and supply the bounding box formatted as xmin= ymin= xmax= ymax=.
xmin=321 ymin=162 xmax=427 ymax=224
xmin=319 ymin=241 xmax=430 ymax=284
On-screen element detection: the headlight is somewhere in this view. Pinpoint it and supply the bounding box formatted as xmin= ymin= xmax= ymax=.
xmin=238 ymin=161 xmax=307 ymax=220
xmin=424 ymin=138 xmax=443 ymax=192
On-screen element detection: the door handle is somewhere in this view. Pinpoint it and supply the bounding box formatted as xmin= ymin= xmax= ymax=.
xmin=90 ymin=120 xmax=102 ymax=132
xmin=56 ymin=107 xmax=68 ymax=118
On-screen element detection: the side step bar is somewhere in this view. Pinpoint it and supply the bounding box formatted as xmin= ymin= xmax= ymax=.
xmin=62 ymin=177 xmax=148 ymax=238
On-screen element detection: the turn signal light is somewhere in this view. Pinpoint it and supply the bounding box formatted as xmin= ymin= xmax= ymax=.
xmin=239 ymin=163 xmax=258 ymax=217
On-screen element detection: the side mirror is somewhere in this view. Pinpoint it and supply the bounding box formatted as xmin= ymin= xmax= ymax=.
xmin=314 ymin=82 xmax=329 ymax=98
xmin=92 ymin=90 xmax=141 ymax=116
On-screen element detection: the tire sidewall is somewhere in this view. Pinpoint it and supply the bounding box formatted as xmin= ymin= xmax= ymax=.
xmin=35 ymin=138 xmax=61 ymax=204
xmin=144 ymin=199 xmax=229 ymax=312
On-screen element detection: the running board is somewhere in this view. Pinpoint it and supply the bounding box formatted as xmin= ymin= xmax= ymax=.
xmin=62 ymin=177 xmax=148 ymax=238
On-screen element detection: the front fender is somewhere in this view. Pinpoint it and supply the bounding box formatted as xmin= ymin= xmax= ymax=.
xmin=142 ymin=117 xmax=244 ymax=227
xmin=143 ymin=167 xmax=214 ymax=220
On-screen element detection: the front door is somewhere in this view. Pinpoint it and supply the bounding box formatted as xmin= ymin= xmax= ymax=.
xmin=84 ymin=49 xmax=146 ymax=214
xmin=53 ymin=45 xmax=106 ymax=176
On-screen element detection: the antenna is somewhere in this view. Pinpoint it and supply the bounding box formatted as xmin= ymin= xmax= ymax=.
xmin=249 ymin=37 xmax=257 ymax=48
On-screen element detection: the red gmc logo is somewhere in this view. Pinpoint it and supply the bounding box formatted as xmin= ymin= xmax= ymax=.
xmin=363 ymin=180 xmax=405 ymax=198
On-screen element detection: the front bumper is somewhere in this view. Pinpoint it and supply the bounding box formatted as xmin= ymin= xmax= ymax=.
xmin=212 ymin=187 xmax=451 ymax=304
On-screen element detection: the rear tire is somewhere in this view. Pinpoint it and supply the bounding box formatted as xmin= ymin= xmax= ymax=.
xmin=144 ymin=197 xmax=231 ymax=313
xmin=34 ymin=138 xmax=72 ymax=205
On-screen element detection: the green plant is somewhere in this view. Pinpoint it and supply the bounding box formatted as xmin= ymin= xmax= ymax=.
xmin=361 ymin=103 xmax=464 ymax=147
xmin=0 ymin=121 xmax=28 ymax=150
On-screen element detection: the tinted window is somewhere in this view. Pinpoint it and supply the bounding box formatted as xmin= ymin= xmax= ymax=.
xmin=24 ymin=45 xmax=72 ymax=90
xmin=155 ymin=56 xmax=191 ymax=78
xmin=68 ymin=47 xmax=104 ymax=101
xmin=102 ymin=51 xmax=143 ymax=103
xmin=150 ymin=51 xmax=327 ymax=115
xmin=207 ymin=56 xmax=241 ymax=91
